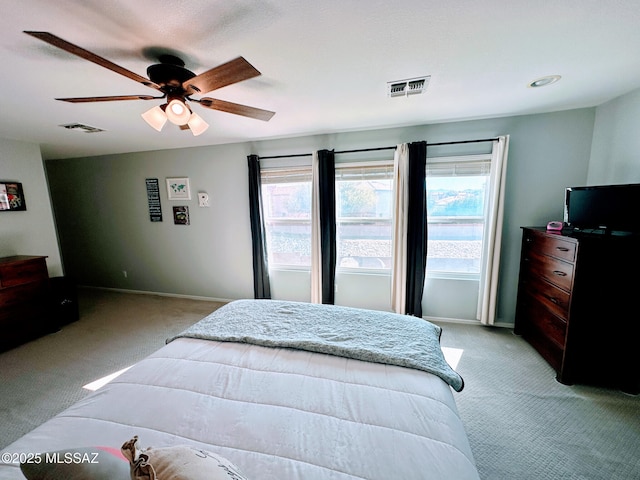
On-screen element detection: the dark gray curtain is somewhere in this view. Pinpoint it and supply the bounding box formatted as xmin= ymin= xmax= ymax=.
xmin=317 ymin=149 xmax=336 ymax=304
xmin=247 ymin=155 xmax=271 ymax=299
xmin=405 ymin=141 xmax=428 ymax=316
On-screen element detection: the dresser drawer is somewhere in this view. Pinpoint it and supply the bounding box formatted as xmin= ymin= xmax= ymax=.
xmin=0 ymin=301 xmax=47 ymax=324
xmin=525 ymin=250 xmax=574 ymax=292
xmin=520 ymin=293 xmax=568 ymax=350
xmin=0 ymin=257 xmax=48 ymax=287
xmin=524 ymin=230 xmax=576 ymax=263
xmin=522 ymin=276 xmax=571 ymax=320
xmin=0 ymin=281 xmax=49 ymax=308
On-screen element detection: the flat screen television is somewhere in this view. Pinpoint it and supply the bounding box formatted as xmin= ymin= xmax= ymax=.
xmin=563 ymin=183 xmax=640 ymax=234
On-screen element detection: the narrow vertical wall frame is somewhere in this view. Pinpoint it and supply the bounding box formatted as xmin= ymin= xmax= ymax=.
xmin=145 ymin=178 xmax=162 ymax=222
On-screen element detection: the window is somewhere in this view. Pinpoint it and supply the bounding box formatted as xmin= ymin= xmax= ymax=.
xmin=336 ymin=163 xmax=394 ymax=271
xmin=426 ymin=155 xmax=491 ymax=277
xmin=261 ymin=168 xmax=312 ymax=267
xmin=260 ymin=154 xmax=491 ymax=277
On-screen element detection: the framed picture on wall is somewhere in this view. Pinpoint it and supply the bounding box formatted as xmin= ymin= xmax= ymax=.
xmin=166 ymin=177 xmax=191 ymax=200
xmin=173 ymin=206 xmax=190 ymax=225
xmin=0 ymin=181 xmax=26 ymax=211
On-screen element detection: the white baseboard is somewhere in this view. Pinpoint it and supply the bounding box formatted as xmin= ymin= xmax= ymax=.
xmin=78 ymin=285 xmax=234 ymax=304
xmin=426 ymin=315 xmax=514 ymax=329
xmin=78 ymin=286 xmax=517 ymax=329
xmin=425 ymin=315 xmax=480 ymax=326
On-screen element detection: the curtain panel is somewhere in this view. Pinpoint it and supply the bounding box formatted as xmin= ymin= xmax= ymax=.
xmin=391 ymin=144 xmax=409 ymax=314
xmin=391 ymin=141 xmax=428 ymax=317
xmin=311 ymin=150 xmax=336 ymax=304
xmin=247 ymin=154 xmax=271 ymax=299
xmin=477 ymin=136 xmax=510 ymax=325
xmin=405 ymin=141 xmax=428 ymax=317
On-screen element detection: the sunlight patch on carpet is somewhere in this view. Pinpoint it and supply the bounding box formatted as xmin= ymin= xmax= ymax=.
xmin=441 ymin=347 xmax=463 ymax=369
xmin=83 ymin=366 xmax=132 ymax=391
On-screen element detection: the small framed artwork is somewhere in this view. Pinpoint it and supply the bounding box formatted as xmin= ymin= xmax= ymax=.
xmin=0 ymin=181 xmax=26 ymax=211
xmin=173 ymin=206 xmax=190 ymax=225
xmin=166 ymin=177 xmax=191 ymax=200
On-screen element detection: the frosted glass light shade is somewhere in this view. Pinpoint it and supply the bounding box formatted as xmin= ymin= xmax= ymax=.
xmin=141 ymin=105 xmax=167 ymax=131
xmin=187 ymin=112 xmax=209 ymax=136
xmin=166 ymin=99 xmax=191 ymax=125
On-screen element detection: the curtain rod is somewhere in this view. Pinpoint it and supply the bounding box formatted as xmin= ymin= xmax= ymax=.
xmin=258 ymin=153 xmax=313 ymax=160
xmin=335 ymin=137 xmax=500 ymax=153
xmin=258 ymin=137 xmax=499 ymax=160
xmin=334 ymin=146 xmax=397 ymax=155
xmin=427 ymin=137 xmax=499 ymax=147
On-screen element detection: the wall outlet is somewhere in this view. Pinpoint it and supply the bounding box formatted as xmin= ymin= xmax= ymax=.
xmin=122 ymin=270 xmax=128 ymax=278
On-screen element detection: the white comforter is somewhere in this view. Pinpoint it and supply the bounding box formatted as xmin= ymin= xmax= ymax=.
xmin=0 ymin=309 xmax=479 ymax=479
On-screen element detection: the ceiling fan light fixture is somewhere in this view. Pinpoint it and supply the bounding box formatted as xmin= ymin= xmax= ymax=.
xmin=187 ymin=112 xmax=209 ymax=136
xmin=166 ymin=99 xmax=191 ymax=125
xmin=141 ymin=105 xmax=168 ymax=131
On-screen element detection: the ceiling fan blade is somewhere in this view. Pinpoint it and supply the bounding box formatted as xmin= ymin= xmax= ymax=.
xmin=199 ymin=97 xmax=275 ymax=121
xmin=57 ymin=95 xmax=160 ymax=103
xmin=24 ymin=31 xmax=161 ymax=90
xmin=183 ymin=57 xmax=260 ymax=95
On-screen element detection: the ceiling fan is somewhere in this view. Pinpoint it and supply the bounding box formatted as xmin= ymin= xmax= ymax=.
xmin=24 ymin=31 xmax=275 ymax=136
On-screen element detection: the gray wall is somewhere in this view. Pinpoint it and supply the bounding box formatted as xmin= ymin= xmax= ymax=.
xmin=46 ymin=142 xmax=256 ymax=300
xmin=589 ymin=88 xmax=640 ymax=184
xmin=46 ymin=108 xmax=597 ymax=325
xmin=0 ymin=138 xmax=63 ymax=276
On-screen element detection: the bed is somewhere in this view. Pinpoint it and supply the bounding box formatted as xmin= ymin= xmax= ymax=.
xmin=0 ymin=299 xmax=479 ymax=479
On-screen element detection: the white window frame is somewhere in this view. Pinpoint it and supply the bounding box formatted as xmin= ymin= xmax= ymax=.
xmin=335 ymin=160 xmax=395 ymax=275
xmin=425 ymin=154 xmax=492 ymax=281
xmin=260 ymin=165 xmax=313 ymax=272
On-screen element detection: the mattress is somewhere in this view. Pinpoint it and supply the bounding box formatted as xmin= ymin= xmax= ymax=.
xmin=0 ymin=300 xmax=479 ymax=479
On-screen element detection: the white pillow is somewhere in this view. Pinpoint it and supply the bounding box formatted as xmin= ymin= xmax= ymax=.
xmin=121 ymin=436 xmax=248 ymax=480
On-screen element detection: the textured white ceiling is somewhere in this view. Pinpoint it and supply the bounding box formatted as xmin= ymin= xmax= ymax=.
xmin=1 ymin=0 xmax=640 ymax=159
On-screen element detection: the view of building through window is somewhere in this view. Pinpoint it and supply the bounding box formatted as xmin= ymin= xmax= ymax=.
xmin=261 ymin=157 xmax=489 ymax=276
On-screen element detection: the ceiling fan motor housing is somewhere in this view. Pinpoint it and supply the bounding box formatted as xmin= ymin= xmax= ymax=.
xmin=147 ymin=56 xmax=196 ymax=94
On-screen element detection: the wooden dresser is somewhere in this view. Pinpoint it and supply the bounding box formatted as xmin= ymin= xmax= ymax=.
xmin=0 ymin=255 xmax=51 ymax=351
xmin=514 ymin=227 xmax=639 ymax=394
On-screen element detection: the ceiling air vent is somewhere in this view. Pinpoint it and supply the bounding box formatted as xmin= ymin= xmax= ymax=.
xmin=387 ymin=76 xmax=430 ymax=97
xmin=60 ymin=123 xmax=105 ymax=133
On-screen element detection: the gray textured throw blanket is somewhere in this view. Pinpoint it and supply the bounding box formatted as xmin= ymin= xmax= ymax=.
xmin=169 ymin=299 xmax=464 ymax=392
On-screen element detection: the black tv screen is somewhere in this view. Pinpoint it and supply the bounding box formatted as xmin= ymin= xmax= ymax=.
xmin=564 ymin=183 xmax=640 ymax=233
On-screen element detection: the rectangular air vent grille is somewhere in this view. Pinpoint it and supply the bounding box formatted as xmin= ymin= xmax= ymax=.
xmin=387 ymin=76 xmax=430 ymax=97
xmin=389 ymin=82 xmax=407 ymax=96
xmin=60 ymin=123 xmax=105 ymax=133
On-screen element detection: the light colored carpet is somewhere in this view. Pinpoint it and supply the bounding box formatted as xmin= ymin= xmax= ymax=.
xmin=0 ymin=288 xmax=224 ymax=448
xmin=437 ymin=322 xmax=640 ymax=480
xmin=0 ymin=289 xmax=638 ymax=479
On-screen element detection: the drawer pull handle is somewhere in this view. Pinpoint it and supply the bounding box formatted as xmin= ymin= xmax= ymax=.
xmin=547 ymin=296 xmax=560 ymax=305
xmin=556 ymin=247 xmax=569 ymax=252
xmin=553 ymin=270 xmax=567 ymax=277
